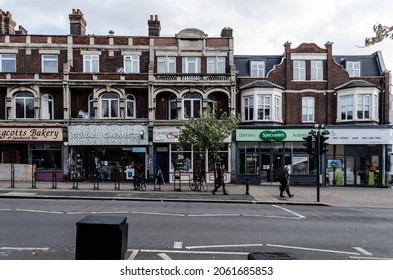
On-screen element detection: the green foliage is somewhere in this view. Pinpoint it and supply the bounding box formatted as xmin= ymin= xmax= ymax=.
xmin=177 ymin=110 xmax=240 ymax=157
xmin=365 ymin=23 xmax=393 ymax=46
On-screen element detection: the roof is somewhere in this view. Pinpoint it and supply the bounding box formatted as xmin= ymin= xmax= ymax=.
xmin=240 ymin=80 xmax=284 ymax=90
xmin=333 ymin=52 xmax=383 ymax=76
xmin=234 ymin=55 xmax=283 ymax=77
xmin=335 ymin=80 xmax=380 ymax=90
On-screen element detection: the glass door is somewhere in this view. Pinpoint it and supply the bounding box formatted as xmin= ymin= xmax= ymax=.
xmin=345 ymin=156 xmax=366 ymax=186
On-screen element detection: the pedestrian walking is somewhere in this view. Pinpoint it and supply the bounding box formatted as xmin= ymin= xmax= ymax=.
xmin=212 ymin=162 xmax=228 ymax=195
xmin=280 ymin=166 xmax=294 ymax=198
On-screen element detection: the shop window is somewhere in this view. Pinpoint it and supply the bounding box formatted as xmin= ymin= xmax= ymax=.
xmin=15 ymin=92 xmax=34 ymax=119
xmin=31 ymin=144 xmax=62 ymax=169
xmin=100 ymin=92 xmax=119 ymax=118
xmin=41 ymin=94 xmax=54 ymax=120
xmin=126 ymin=94 xmax=136 ymax=118
xmin=171 ymin=144 xmax=192 ymax=172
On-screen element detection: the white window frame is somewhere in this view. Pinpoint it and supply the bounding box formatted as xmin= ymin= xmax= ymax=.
xmin=311 ymin=60 xmax=323 ymax=81
xmin=169 ymin=94 xmax=177 ymax=120
xmin=0 ymin=54 xmax=16 ymax=72
xmin=182 ymin=93 xmax=202 ymax=119
xmin=126 ymin=94 xmax=136 ymax=118
xmin=41 ymin=93 xmax=54 ymax=120
xmin=83 ymin=55 xmax=99 ymax=73
xmin=15 ymin=92 xmax=35 ymax=119
xmin=293 ymin=60 xmax=306 ymax=81
xmin=182 ymin=57 xmax=201 ymax=74
xmin=157 ymin=56 xmax=176 ymax=73
xmin=100 ymin=93 xmax=120 ymax=119
xmin=42 ymin=54 xmax=58 ymax=73
xmin=207 ymin=57 xmax=226 ymax=74
xmin=347 ymin=61 xmax=361 ymax=77
xmin=302 ymin=97 xmax=315 ymax=122
xmin=257 ymin=95 xmax=271 ymax=120
xmin=337 ymin=88 xmax=379 ymax=122
xmin=250 ymin=61 xmax=265 ymax=78
xmin=243 ymin=96 xmax=254 ymax=121
xmin=124 ymin=55 xmax=140 ymax=73
xmin=242 ymin=89 xmax=283 ymax=122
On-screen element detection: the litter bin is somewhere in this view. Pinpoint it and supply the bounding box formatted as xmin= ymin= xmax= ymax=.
xmin=75 ymin=215 xmax=128 ymax=260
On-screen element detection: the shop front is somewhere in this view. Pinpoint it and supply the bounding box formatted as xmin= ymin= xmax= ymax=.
xmin=236 ymin=127 xmax=391 ymax=187
xmin=0 ymin=125 xmax=64 ymax=181
xmin=153 ymin=126 xmax=231 ymax=184
xmin=67 ymin=124 xmax=148 ymax=181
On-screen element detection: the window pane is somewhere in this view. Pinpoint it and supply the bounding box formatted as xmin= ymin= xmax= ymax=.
xmin=1 ymin=54 xmax=16 ymax=72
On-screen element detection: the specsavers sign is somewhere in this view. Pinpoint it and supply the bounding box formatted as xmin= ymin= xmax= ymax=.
xmin=236 ymin=129 xmax=311 ymax=142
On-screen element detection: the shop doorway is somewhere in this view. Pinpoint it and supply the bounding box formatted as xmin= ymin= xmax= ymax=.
xmin=345 ymin=156 xmax=366 ymax=185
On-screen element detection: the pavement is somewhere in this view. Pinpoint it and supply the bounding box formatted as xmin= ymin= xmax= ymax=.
xmin=0 ymin=179 xmax=392 ymax=208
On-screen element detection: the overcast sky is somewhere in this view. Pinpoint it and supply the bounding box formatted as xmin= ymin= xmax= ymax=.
xmin=1 ymin=0 xmax=392 ymax=70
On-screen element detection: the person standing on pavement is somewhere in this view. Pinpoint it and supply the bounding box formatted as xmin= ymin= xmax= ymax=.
xmin=212 ymin=162 xmax=228 ymax=195
xmin=280 ymin=166 xmax=294 ymax=198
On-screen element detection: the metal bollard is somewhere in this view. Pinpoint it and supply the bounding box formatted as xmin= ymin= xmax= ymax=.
xmin=51 ymin=164 xmax=57 ymax=189
xmin=10 ymin=163 xmax=15 ymax=188
xmin=31 ymin=163 xmax=37 ymax=189
xmin=93 ymin=171 xmax=100 ymax=190
xmin=245 ymin=177 xmax=249 ymax=195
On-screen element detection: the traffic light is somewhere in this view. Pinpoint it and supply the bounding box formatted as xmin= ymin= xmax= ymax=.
xmin=319 ymin=134 xmax=329 ymax=155
xmin=302 ymin=135 xmax=313 ymax=155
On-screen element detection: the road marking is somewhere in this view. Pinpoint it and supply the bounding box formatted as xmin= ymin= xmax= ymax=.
xmin=141 ymin=249 xmax=249 ymax=256
xmin=173 ymin=242 xmax=183 ymax=249
xmin=131 ymin=211 xmax=185 ymax=217
xmin=15 ymin=209 xmax=64 ymax=215
xmin=266 ymin=244 xmax=360 ymax=255
xmin=186 ymin=243 xmax=262 ymax=250
xmin=188 ymin=214 xmax=240 ymax=217
xmin=0 ymin=209 xmax=13 ymax=211
xmin=349 ymin=256 xmax=391 ymax=260
xmin=272 ymin=205 xmax=306 ymax=219
xmin=242 ymin=214 xmax=302 ymax=220
xmin=127 ymin=249 xmax=139 ymax=260
xmin=90 ymin=211 xmax=129 ymax=214
xmin=158 ymin=253 xmax=173 ymax=260
xmin=353 ymin=247 xmax=373 ymax=256
xmin=4 ymin=192 xmax=37 ymax=196
xmin=0 ymin=247 xmax=50 ymax=251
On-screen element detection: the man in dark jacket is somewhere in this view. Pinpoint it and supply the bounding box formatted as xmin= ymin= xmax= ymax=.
xmin=280 ymin=166 xmax=294 ymax=198
xmin=212 ymin=162 xmax=228 ymax=195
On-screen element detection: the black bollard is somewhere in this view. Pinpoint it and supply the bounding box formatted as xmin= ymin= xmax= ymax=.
xmin=245 ymin=177 xmax=249 ymax=195
xmin=51 ymin=164 xmax=57 ymax=189
xmin=10 ymin=163 xmax=15 ymax=188
xmin=31 ymin=163 xmax=36 ymax=189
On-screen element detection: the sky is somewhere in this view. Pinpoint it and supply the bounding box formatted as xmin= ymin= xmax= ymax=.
xmin=0 ymin=0 xmax=392 ymax=70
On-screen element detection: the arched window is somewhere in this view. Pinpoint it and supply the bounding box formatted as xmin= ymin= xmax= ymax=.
xmin=41 ymin=94 xmax=54 ymax=120
xmin=15 ymin=92 xmax=34 ymax=119
xmin=182 ymin=93 xmax=201 ymax=119
xmin=126 ymin=94 xmax=136 ymax=118
xmin=207 ymin=95 xmax=216 ymax=115
xmin=88 ymin=94 xmax=94 ymax=118
xmin=100 ymin=92 xmax=119 ymax=118
xmin=169 ymin=94 xmax=177 ymax=120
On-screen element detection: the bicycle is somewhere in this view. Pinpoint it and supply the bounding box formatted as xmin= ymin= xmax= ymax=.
xmin=133 ymin=173 xmax=146 ymax=191
xmin=189 ymin=173 xmax=208 ymax=192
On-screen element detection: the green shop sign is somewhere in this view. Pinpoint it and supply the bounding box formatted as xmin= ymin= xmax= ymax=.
xmin=259 ymin=130 xmax=287 ymax=141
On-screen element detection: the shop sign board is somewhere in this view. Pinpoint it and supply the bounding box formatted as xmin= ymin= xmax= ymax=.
xmin=153 ymin=126 xmax=232 ymax=143
xmin=68 ymin=124 xmax=148 ymax=146
xmin=0 ymin=126 xmax=62 ymax=142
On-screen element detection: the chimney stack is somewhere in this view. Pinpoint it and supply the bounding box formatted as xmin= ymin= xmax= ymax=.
xmin=15 ymin=25 xmax=28 ymax=35
xmin=148 ymin=15 xmax=160 ymax=37
xmin=220 ymin=27 xmax=233 ymax=38
xmin=69 ymin=9 xmax=87 ymax=35
xmin=0 ymin=9 xmax=16 ymax=34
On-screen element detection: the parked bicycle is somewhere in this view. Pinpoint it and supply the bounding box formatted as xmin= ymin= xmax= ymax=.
xmin=134 ymin=172 xmax=146 ymax=191
xmin=189 ymin=171 xmax=208 ymax=192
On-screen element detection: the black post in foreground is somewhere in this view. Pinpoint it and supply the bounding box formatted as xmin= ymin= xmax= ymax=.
xmin=10 ymin=163 xmax=15 ymax=188
xmin=245 ymin=177 xmax=249 ymax=195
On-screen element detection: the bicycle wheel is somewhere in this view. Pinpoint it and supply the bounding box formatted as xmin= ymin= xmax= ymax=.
xmin=201 ymin=177 xmax=208 ymax=192
xmin=189 ymin=179 xmax=197 ymax=191
xmin=140 ymin=182 xmax=146 ymax=191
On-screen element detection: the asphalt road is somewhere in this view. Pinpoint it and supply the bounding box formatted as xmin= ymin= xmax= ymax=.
xmin=0 ymin=198 xmax=392 ymax=260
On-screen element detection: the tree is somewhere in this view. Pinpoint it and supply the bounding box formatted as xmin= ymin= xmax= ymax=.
xmin=365 ymin=23 xmax=393 ymax=46
xmin=177 ymin=109 xmax=240 ymax=184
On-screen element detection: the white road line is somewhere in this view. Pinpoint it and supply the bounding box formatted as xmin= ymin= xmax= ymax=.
xmin=353 ymin=247 xmax=373 ymax=256
xmin=0 ymin=209 xmax=13 ymax=211
xmin=349 ymin=256 xmax=391 ymax=260
xmin=0 ymin=247 xmax=50 ymax=251
xmin=131 ymin=211 xmax=185 ymax=217
xmin=186 ymin=243 xmax=262 ymax=250
xmin=141 ymin=249 xmax=249 ymax=256
xmin=90 ymin=211 xmax=129 ymax=214
xmin=272 ymin=205 xmax=306 ymax=219
xmin=173 ymin=242 xmax=183 ymax=249
xmin=127 ymin=249 xmax=139 ymax=260
xmin=158 ymin=253 xmax=173 ymax=260
xmin=188 ymin=214 xmax=240 ymax=217
xmin=15 ymin=209 xmax=63 ymax=215
xmin=266 ymin=244 xmax=360 ymax=256
xmin=242 ymin=214 xmax=302 ymax=220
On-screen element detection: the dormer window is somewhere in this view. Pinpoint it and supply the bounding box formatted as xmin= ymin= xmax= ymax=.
xmin=346 ymin=61 xmax=361 ymax=77
xmin=250 ymin=61 xmax=265 ymax=77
